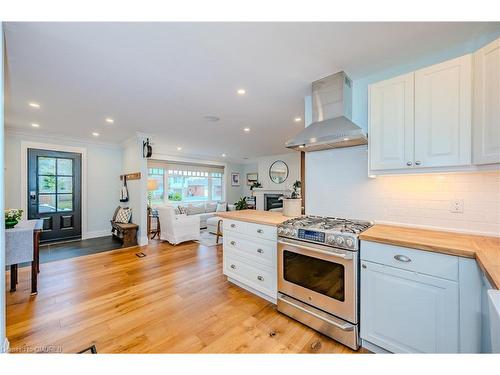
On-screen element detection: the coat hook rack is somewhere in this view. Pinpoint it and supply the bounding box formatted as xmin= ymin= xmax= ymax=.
xmin=120 ymin=172 xmax=141 ymax=181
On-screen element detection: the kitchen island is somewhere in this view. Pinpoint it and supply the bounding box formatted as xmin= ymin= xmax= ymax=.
xmin=216 ymin=209 xmax=295 ymax=303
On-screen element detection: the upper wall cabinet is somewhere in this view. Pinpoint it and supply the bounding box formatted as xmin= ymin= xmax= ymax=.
xmin=369 ymin=73 xmax=414 ymax=170
xmin=414 ymin=55 xmax=472 ymax=168
xmin=473 ymin=38 xmax=500 ymax=165
xmin=369 ymin=54 xmax=473 ymax=172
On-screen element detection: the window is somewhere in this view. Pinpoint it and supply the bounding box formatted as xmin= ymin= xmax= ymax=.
xmin=38 ymin=157 xmax=74 ymax=213
xmin=147 ymin=163 xmax=224 ymax=205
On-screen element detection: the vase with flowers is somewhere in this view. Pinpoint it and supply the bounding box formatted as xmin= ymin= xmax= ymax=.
xmin=5 ymin=208 xmax=23 ymax=229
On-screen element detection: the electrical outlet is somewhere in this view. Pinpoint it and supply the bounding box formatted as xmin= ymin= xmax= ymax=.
xmin=449 ymin=199 xmax=464 ymax=213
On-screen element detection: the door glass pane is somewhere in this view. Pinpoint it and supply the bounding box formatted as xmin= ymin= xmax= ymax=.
xmin=39 ymin=176 xmax=56 ymax=193
xmin=39 ymin=194 xmax=56 ymax=213
xmin=57 ymin=177 xmax=73 ymax=193
xmin=283 ymin=250 xmax=345 ymax=301
xmin=57 ymin=194 xmax=73 ymax=212
xmin=38 ymin=157 xmax=56 ymax=175
xmin=57 ymin=158 xmax=73 ymax=176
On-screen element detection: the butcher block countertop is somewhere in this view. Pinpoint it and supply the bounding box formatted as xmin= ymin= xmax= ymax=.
xmin=216 ymin=209 xmax=294 ymax=226
xmin=360 ymin=224 xmax=500 ymax=289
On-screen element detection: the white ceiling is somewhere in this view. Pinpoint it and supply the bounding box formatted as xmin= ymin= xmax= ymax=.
xmin=4 ymin=22 xmax=499 ymax=162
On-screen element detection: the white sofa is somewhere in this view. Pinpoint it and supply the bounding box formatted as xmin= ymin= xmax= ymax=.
xmin=158 ymin=202 xmax=235 ymax=230
xmin=157 ymin=206 xmax=200 ymax=245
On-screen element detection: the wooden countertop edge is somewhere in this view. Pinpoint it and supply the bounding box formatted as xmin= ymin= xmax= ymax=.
xmin=359 ymin=225 xmax=500 ymax=289
xmin=215 ymin=210 xmax=291 ymax=227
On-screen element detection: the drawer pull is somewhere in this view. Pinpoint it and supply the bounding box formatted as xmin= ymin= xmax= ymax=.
xmin=230 ymin=241 xmax=236 ymax=246
xmin=230 ymin=224 xmax=236 ymax=228
xmin=230 ymin=264 xmax=236 ymax=269
xmin=257 ymin=275 xmax=264 ymax=281
xmin=257 ymin=229 xmax=264 ymax=234
xmin=394 ymin=255 xmax=411 ymax=263
xmin=257 ymin=248 xmax=264 ymax=254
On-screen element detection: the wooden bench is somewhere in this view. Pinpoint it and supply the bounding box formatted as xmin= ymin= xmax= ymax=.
xmin=111 ymin=207 xmax=139 ymax=248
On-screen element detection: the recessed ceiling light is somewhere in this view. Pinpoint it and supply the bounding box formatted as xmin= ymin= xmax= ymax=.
xmin=92 ymin=132 xmax=100 ymax=137
xmin=31 ymin=123 xmax=40 ymax=128
xmin=298 ymin=145 xmax=305 ymax=149
xmin=29 ymin=102 xmax=40 ymax=109
xmin=105 ymin=118 xmax=114 ymax=124
xmin=221 ymin=153 xmax=227 ymax=157
xmin=237 ymin=89 xmax=246 ymax=95
xmin=294 ymin=117 xmax=302 ymax=122
xmin=177 ymin=147 xmax=182 ymax=151
xmin=243 ymin=127 xmax=250 ymax=132
xmin=343 ymin=137 xmax=350 ymax=141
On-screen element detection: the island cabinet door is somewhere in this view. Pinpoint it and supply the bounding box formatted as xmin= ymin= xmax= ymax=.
xmin=360 ymin=260 xmax=459 ymax=353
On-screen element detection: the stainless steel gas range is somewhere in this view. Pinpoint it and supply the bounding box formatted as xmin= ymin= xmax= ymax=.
xmin=276 ymin=216 xmax=373 ymax=350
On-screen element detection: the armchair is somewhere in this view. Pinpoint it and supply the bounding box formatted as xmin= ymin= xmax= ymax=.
xmin=157 ymin=206 xmax=200 ymax=245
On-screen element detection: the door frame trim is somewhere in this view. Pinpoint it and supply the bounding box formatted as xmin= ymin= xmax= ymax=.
xmin=21 ymin=141 xmax=88 ymax=240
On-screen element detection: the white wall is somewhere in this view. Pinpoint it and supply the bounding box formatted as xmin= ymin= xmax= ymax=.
xmin=225 ymin=162 xmax=245 ymax=204
xmin=242 ymin=162 xmax=258 ymax=197
xmin=256 ymin=152 xmax=301 ymax=191
xmin=122 ymin=135 xmax=148 ymax=246
xmin=4 ymin=131 xmax=123 ymax=238
xmin=306 ymin=146 xmax=500 ymax=236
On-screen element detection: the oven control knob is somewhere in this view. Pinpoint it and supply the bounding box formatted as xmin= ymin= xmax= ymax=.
xmin=291 ymin=229 xmax=298 ymax=237
xmin=284 ymin=228 xmax=292 ymax=236
xmin=335 ymin=236 xmax=345 ymax=246
xmin=277 ymin=227 xmax=283 ymax=235
xmin=345 ymin=238 xmax=354 ymax=248
xmin=326 ymin=234 xmax=335 ymax=244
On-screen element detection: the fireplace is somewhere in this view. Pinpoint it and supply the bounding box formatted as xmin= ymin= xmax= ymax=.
xmin=264 ymin=194 xmax=283 ymax=211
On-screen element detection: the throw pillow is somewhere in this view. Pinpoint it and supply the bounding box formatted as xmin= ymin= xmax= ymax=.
xmin=205 ymin=202 xmax=217 ymax=213
xmin=178 ymin=205 xmax=188 ymax=215
xmin=187 ymin=203 xmax=205 ymax=215
xmin=216 ymin=202 xmax=227 ymax=212
xmin=115 ymin=207 xmax=132 ymax=223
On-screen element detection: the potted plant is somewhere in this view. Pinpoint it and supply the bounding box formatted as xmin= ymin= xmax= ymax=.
xmin=234 ymin=197 xmax=249 ymax=211
xmin=5 ymin=208 xmax=23 ymax=229
xmin=250 ymin=181 xmax=262 ymax=190
xmin=280 ymin=180 xmax=302 ymax=217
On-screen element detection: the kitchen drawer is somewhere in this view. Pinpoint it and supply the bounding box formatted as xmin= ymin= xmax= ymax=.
xmin=245 ymin=222 xmax=277 ymax=241
xmin=224 ymin=232 xmax=276 ymax=267
xmin=361 ymin=240 xmax=458 ymax=281
xmin=224 ymin=255 xmax=275 ymax=296
xmin=223 ymin=219 xmax=246 ymax=234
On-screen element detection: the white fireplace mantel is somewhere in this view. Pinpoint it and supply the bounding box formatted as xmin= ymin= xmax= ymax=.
xmin=251 ymin=188 xmax=291 ymax=210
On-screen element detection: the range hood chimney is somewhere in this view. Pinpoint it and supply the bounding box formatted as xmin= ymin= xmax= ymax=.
xmin=286 ymin=71 xmax=367 ymax=152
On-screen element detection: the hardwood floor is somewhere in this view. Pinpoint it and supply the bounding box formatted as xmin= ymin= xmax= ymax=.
xmin=5 ymin=240 xmax=365 ymax=354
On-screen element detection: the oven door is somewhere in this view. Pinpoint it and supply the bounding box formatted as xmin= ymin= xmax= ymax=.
xmin=278 ymin=238 xmax=358 ymax=324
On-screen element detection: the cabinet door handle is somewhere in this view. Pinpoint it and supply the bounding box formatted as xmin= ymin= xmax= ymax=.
xmin=230 ymin=241 xmax=236 ymax=246
xmin=257 ymin=229 xmax=263 ymax=234
xmin=394 ymin=255 xmax=411 ymax=263
xmin=230 ymin=264 xmax=236 ymax=269
xmin=406 ymin=161 xmax=413 ymax=166
xmin=257 ymin=275 xmax=264 ymax=281
xmin=230 ymin=224 xmax=236 ymax=228
xmin=257 ymin=248 xmax=264 ymax=254
xmin=415 ymin=161 xmax=422 ymax=166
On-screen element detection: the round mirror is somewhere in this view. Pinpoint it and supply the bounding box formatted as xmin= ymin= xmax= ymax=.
xmin=269 ymin=160 xmax=289 ymax=184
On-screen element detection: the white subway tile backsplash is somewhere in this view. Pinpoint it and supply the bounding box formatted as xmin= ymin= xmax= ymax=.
xmin=306 ymin=147 xmax=500 ymax=236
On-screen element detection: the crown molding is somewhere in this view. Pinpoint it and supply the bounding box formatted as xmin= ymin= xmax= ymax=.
xmin=5 ymin=127 xmax=123 ymax=150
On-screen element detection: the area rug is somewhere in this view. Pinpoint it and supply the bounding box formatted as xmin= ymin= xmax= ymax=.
xmin=198 ymin=229 xmax=220 ymax=247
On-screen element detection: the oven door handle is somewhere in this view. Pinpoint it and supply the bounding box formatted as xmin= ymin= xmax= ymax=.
xmin=278 ymin=240 xmax=353 ymax=260
xmin=278 ymin=294 xmax=354 ymax=331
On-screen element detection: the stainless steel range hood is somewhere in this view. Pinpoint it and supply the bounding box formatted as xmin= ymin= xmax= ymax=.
xmin=286 ymin=71 xmax=367 ymax=152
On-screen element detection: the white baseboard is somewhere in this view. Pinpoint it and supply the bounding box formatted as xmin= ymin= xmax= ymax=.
xmin=1 ymin=337 xmax=9 ymax=353
xmin=82 ymin=230 xmax=110 ymax=240
xmin=138 ymin=235 xmax=149 ymax=246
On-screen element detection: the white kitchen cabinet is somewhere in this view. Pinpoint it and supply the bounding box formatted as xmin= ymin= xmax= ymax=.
xmin=360 ymin=241 xmax=460 ymax=353
xmin=414 ymin=55 xmax=472 ymax=167
xmin=368 ymin=73 xmax=414 ymax=170
xmin=361 ymin=260 xmax=459 ymax=353
xmin=473 ymin=38 xmax=500 ymax=165
xmin=222 ymin=219 xmax=277 ymax=303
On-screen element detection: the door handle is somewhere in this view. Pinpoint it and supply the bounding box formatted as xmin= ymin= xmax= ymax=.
xmin=257 ymin=229 xmax=263 ymax=234
xmin=257 ymin=248 xmax=264 ymax=254
xmin=230 ymin=241 xmax=236 ymax=246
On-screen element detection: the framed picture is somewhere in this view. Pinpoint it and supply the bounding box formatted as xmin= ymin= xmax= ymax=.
xmin=246 ymin=173 xmax=258 ymax=186
xmin=231 ymin=173 xmax=240 ymax=186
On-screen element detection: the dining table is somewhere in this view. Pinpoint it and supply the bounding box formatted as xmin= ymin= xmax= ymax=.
xmin=5 ymin=219 xmax=44 ymax=295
